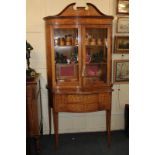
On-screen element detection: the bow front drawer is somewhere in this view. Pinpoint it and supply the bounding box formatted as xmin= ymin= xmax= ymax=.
xmin=67 ymin=95 xmax=83 ymax=104
xmin=83 ymin=94 xmax=98 ymax=104
xmin=99 ymin=93 xmax=111 ymax=109
xmin=54 ymin=92 xmax=111 ymax=112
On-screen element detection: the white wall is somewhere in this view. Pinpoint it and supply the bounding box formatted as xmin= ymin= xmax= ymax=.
xmin=26 ymin=0 xmax=129 ymax=134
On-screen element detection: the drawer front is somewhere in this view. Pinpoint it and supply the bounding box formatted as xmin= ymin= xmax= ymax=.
xmin=67 ymin=95 xmax=84 ymax=112
xmin=99 ymin=93 xmax=111 ymax=110
xmin=54 ymin=95 xmax=66 ymax=111
xmin=67 ymin=95 xmax=83 ymax=104
xmin=54 ymin=94 xmax=84 ymax=112
xmin=84 ymin=94 xmax=98 ymax=111
xmin=54 ymin=93 xmax=111 ymax=112
xmin=83 ymin=94 xmax=98 ymax=104
xmin=85 ymin=102 xmax=98 ymax=111
xmin=66 ymin=103 xmax=84 ymax=112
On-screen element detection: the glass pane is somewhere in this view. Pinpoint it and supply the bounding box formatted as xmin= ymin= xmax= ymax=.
xmin=53 ymin=28 xmax=79 ymax=82
xmin=55 ymin=46 xmax=78 ymax=64
xmin=84 ymin=28 xmax=107 ymax=83
xmin=54 ymin=28 xmax=78 ymax=46
xmin=85 ymin=64 xmax=107 ymax=82
xmin=85 ymin=28 xmax=107 ymax=46
xmin=85 ymin=46 xmax=107 ymax=64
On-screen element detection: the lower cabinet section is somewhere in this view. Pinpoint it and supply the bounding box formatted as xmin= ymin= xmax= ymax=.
xmin=54 ymin=92 xmax=111 ymax=112
xmin=51 ymin=90 xmax=112 ymax=147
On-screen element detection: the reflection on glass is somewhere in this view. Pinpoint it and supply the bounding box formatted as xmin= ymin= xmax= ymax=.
xmin=54 ymin=28 xmax=79 ymax=82
xmin=54 ymin=28 xmax=78 ymax=46
xmin=84 ymin=28 xmax=108 ymax=83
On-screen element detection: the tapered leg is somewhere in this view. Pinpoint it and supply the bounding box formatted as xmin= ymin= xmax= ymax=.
xmin=106 ymin=110 xmax=111 ymax=147
xmin=53 ymin=111 xmax=59 ymax=148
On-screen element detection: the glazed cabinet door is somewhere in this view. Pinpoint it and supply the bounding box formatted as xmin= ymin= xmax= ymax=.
xmin=81 ymin=25 xmax=112 ymax=88
xmin=51 ymin=25 xmax=82 ymax=89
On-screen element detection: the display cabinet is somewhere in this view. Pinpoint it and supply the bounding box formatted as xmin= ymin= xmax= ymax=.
xmin=44 ymin=3 xmax=113 ymax=147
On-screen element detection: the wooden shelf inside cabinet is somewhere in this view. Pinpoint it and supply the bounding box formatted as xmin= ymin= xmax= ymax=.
xmin=86 ymin=62 xmax=107 ymax=65
xmin=85 ymin=45 xmax=105 ymax=47
xmin=56 ymin=63 xmax=79 ymax=65
xmin=54 ymin=45 xmax=79 ymax=48
xmin=44 ymin=3 xmax=113 ymax=148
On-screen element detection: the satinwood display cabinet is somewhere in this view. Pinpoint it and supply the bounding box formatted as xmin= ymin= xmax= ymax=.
xmin=44 ymin=3 xmax=113 ymax=147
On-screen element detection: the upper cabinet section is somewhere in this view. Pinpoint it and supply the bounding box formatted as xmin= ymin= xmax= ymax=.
xmin=44 ymin=3 xmax=113 ymax=90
